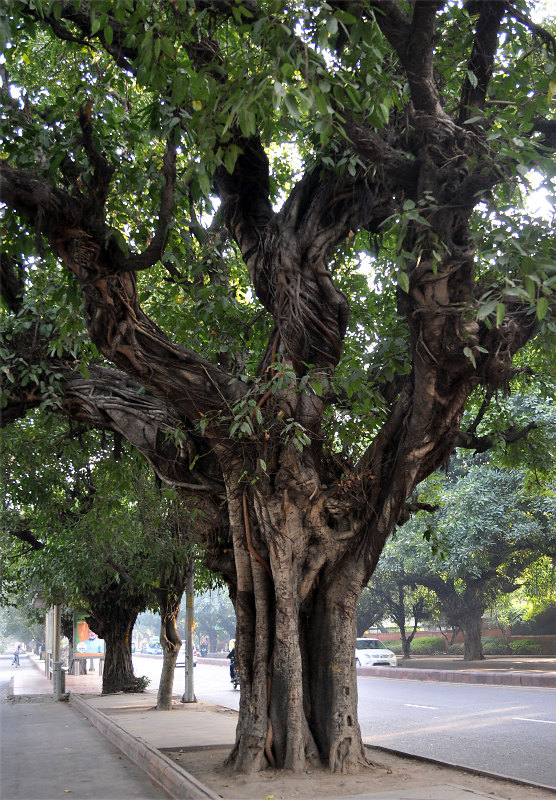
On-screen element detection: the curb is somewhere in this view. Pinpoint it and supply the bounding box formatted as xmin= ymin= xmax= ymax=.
xmin=201 ymin=656 xmax=556 ymax=688
xmin=68 ymin=694 xmax=221 ymax=800
xmin=366 ymin=743 xmax=556 ymax=794
xmin=357 ymin=665 xmax=556 ymax=688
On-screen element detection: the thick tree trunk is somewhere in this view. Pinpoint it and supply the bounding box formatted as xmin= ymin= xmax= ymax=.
xmin=222 ymin=454 xmax=372 ymax=775
xmin=228 ymin=566 xmax=366 ymax=774
xmin=305 ymin=579 xmax=366 ymax=773
xmin=99 ymin=608 xmax=141 ymax=693
xmin=463 ymin=612 xmax=484 ymax=661
xmin=87 ymin=586 xmax=148 ymax=694
xmin=401 ymin=627 xmax=412 ymax=660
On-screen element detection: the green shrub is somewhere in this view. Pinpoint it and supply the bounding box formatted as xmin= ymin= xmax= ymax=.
xmin=482 ymin=637 xmax=510 ymax=655
xmin=448 ymin=642 xmax=464 ymax=655
xmin=385 ymin=640 xmax=403 ymax=653
xmin=509 ymin=639 xmax=543 ymax=656
xmin=409 ymin=636 xmax=447 ymax=655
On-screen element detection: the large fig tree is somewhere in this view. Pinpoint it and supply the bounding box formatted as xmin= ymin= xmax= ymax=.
xmin=1 ymin=0 xmax=555 ymax=774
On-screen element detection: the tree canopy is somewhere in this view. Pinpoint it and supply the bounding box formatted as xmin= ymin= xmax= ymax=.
xmin=1 ymin=0 xmax=556 ymax=775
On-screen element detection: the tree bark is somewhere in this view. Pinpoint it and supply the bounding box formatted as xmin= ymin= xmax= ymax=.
xmin=462 ymin=610 xmax=485 ymax=661
xmin=157 ymin=607 xmax=181 ymax=709
xmin=86 ymin=584 xmax=148 ymax=694
xmin=90 ymin=606 xmax=142 ymax=693
xmin=221 ymin=452 xmax=373 ymax=774
xmin=156 ymin=560 xmax=191 ymax=710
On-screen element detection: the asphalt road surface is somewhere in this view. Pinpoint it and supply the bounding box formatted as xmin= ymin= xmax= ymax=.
xmin=133 ymin=655 xmax=556 ymax=788
xmin=357 ymin=674 xmax=556 ymax=788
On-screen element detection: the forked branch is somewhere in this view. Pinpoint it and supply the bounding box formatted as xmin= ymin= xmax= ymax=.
xmin=113 ymin=138 xmax=177 ymax=272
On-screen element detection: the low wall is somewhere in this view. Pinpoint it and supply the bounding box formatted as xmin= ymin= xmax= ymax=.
xmin=371 ymin=632 xmax=556 ymax=653
xmin=372 ymin=630 xmax=506 ymax=644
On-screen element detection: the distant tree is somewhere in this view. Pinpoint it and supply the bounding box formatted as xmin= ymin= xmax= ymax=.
xmin=0 ymin=601 xmax=44 ymax=648
xmin=195 ymin=590 xmax=236 ymax=651
xmin=404 ymin=467 xmax=556 ymax=660
xmin=366 ymin=560 xmax=438 ymax=658
xmin=355 ymin=587 xmax=385 ymax=637
xmin=0 ymin=415 xmax=191 ymax=693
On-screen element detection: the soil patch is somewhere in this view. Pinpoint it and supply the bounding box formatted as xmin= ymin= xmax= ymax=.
xmin=164 ymin=745 xmax=554 ymax=800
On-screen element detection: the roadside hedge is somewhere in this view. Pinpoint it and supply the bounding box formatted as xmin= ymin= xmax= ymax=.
xmin=509 ymin=639 xmax=544 ymax=655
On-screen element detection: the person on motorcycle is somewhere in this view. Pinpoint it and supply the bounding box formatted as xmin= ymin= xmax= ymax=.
xmin=227 ymin=646 xmax=236 ymax=680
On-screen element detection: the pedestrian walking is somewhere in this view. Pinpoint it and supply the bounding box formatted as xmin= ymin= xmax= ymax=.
xmin=11 ymin=645 xmax=21 ymax=668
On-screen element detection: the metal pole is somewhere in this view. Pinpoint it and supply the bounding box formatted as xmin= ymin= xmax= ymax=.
xmin=52 ymin=604 xmax=61 ymax=665
xmin=52 ymin=604 xmax=65 ymax=699
xmin=181 ymin=565 xmax=196 ymax=703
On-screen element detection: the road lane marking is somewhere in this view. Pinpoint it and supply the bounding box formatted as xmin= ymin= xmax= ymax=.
xmin=404 ymin=703 xmax=438 ymax=709
xmin=513 ymin=717 xmax=556 ymax=725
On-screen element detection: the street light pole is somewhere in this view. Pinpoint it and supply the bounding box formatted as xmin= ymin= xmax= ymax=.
xmin=181 ymin=564 xmax=196 ymax=703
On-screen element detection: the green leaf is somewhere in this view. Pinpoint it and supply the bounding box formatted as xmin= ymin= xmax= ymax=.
xmin=496 ymin=303 xmax=505 ymax=327
xmin=398 ymin=271 xmax=410 ymax=294
xmin=284 ymin=94 xmax=300 ymax=121
xmin=463 ymin=346 xmax=476 ymax=367
xmin=238 ymin=106 xmax=256 ymax=136
xmin=537 ymin=296 xmax=549 ymax=320
xmin=477 ymin=299 xmax=499 ymax=320
xmin=311 ymin=379 xmax=323 ymax=397
xmin=334 ymin=10 xmax=358 ymax=24
xmin=171 ymin=74 xmax=187 ymax=105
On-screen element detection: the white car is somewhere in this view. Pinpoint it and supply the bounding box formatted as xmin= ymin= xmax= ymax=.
xmin=176 ymin=643 xmax=198 ymax=668
xmin=355 ymin=638 xmax=397 ymax=667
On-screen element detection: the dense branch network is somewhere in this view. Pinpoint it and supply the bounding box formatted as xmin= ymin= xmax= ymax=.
xmin=2 ymin=0 xmax=552 ymax=526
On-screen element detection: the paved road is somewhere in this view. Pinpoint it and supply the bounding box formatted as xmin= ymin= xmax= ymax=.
xmin=134 ymin=655 xmax=556 ymax=787
xmin=357 ymin=674 xmax=556 ymax=788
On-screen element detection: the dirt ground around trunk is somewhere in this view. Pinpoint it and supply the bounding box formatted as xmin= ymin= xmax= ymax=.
xmin=164 ymin=745 xmax=554 ymax=800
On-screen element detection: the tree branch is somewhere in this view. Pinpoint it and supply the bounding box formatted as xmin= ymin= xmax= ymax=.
xmin=77 ymin=105 xmax=115 ymax=227
xmin=343 ymin=115 xmax=418 ymax=187
xmin=456 ymin=421 xmax=538 ymax=453
xmin=505 ymin=2 xmax=556 ymax=57
xmin=10 ymin=528 xmax=45 ymax=551
xmin=0 ymin=253 xmax=25 ymax=313
xmin=398 ymin=501 xmax=439 ymax=526
xmin=22 ymin=2 xmax=137 ymax=72
xmin=458 ymin=2 xmax=506 ymax=124
xmin=366 ymin=0 xmax=411 ymax=56
xmin=114 ymin=138 xmax=177 ymax=272
xmin=367 ymin=0 xmax=445 ymax=115
xmin=0 ymin=160 xmax=80 ymax=233
xmin=214 ymin=135 xmax=273 ymax=271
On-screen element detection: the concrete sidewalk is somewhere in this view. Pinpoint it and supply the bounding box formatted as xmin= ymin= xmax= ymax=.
xmin=5 ymin=652 xmax=556 ymax=800
xmin=1 ymin=656 xmax=169 ymax=800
